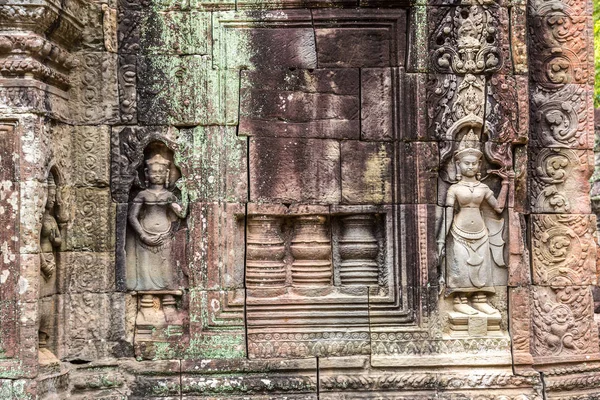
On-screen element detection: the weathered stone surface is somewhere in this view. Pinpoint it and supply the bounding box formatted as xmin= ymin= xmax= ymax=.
xmin=428 ymin=5 xmax=511 ymax=75
xmin=122 ymin=10 xmax=211 ymax=56
xmin=59 ymin=252 xmax=116 ymax=293
xmin=67 ymin=187 xmax=115 ymax=252
xmin=1 ymin=0 xmax=599 ymax=396
xmin=361 ymin=69 xmax=427 ymax=141
xmin=486 ymin=74 xmax=529 ymax=144
xmin=72 ymin=125 xmax=110 ymax=187
xmin=427 ymin=74 xmax=486 ymax=141
xmin=59 ymin=293 xmax=127 ymax=361
xmin=137 ymin=55 xmax=239 ymax=125
xmin=213 ymin=10 xmax=316 ymax=70
xmin=240 ymin=69 xmax=359 ymax=140
xmin=188 ymin=203 xmax=245 ymax=290
xmin=249 ymin=137 xmax=341 ymax=203
xmin=398 ymin=141 xmax=438 ymax=204
xmin=0 ymin=122 xmax=17 ymax=181
xmin=528 ymin=14 xmax=593 ymax=87
xmin=313 ymin=9 xmax=407 ymax=68
xmin=509 ymin=286 xmax=534 ymax=368
xmin=118 ymin=54 xmax=137 ymax=123
xmin=0 ymin=180 xmax=19 ymax=300
xmin=187 ymin=289 xmax=246 ymax=359
xmin=511 ymin=4 xmax=528 ymax=75
xmin=341 ymin=141 xmax=392 ymax=204
xmin=182 ymin=126 xmax=247 ymax=203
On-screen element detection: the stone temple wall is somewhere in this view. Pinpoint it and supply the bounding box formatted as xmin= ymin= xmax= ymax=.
xmin=0 ymin=0 xmax=599 ymax=398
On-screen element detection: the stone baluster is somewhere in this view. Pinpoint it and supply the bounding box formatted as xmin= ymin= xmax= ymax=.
xmin=290 ymin=215 xmax=332 ymax=286
xmin=338 ymin=214 xmax=379 ymax=286
xmin=246 ymin=215 xmax=286 ymax=287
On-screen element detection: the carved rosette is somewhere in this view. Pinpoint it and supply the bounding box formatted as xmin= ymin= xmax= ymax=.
xmin=338 ymin=215 xmax=379 ymax=286
xmin=532 ymin=214 xmax=596 ymax=286
xmin=290 ymin=215 xmax=332 ymax=287
xmin=529 ymin=147 xmax=592 ymax=214
xmin=530 ymin=85 xmax=593 ymax=149
xmin=246 ymin=216 xmax=286 ymax=287
xmin=528 ymin=0 xmax=593 ymax=87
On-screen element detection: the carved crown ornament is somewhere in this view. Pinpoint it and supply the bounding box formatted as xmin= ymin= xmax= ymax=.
xmin=430 ymin=5 xmax=507 ymax=75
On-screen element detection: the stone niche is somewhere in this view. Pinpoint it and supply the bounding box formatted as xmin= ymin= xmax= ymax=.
xmin=1 ymin=0 xmax=600 ymax=398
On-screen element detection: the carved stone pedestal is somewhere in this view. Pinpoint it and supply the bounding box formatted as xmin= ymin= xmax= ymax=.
xmin=448 ymin=311 xmax=502 ymax=337
xmin=133 ymin=290 xmax=184 ymax=342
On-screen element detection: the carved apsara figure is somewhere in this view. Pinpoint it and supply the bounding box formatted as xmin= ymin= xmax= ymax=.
xmin=126 ymin=153 xmax=186 ymax=326
xmin=40 ymin=174 xmax=66 ymax=281
xmin=438 ymin=130 xmax=512 ymax=315
xmin=39 ymin=171 xmax=67 ymax=364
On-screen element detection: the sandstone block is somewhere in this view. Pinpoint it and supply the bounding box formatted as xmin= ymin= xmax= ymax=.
xmin=187 ymin=289 xmax=246 ymax=359
xmin=0 ymin=123 xmax=17 ymax=181
xmin=361 ymin=69 xmax=427 ymax=141
xmin=341 ymin=141 xmax=392 ymax=204
xmin=528 ymin=15 xmax=593 ymax=87
xmin=398 ymin=141 xmax=438 ymax=204
xmin=509 ymin=286 xmax=534 ymax=368
xmin=531 ymin=285 xmax=600 ymax=363
xmin=67 ymin=187 xmax=115 ymax=252
xmin=118 ymin=54 xmax=137 ymax=123
xmin=181 ymin=126 xmax=247 ymax=203
xmin=530 ymin=84 xmax=594 ymax=149
xmin=249 ymin=138 xmax=341 ymax=204
xmin=213 ymin=10 xmax=316 ymax=70
xmin=137 ymin=55 xmax=239 ymax=125
xmin=60 ymin=252 xmax=116 ymax=293
xmin=486 ymin=74 xmax=529 ymax=144
xmin=0 ymin=180 xmax=19 ymax=300
xmin=428 ymin=5 xmax=511 ymax=75
xmin=313 ymin=9 xmax=406 ymax=68
xmin=71 ymin=125 xmax=110 ymax=187
xmin=70 ymin=52 xmax=120 ymax=125
xmin=240 ymin=69 xmax=359 ymax=140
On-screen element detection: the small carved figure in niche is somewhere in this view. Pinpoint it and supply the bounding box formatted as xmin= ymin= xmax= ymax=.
xmin=438 ymin=130 xmax=513 ymax=316
xmin=127 ymin=152 xmax=186 ymax=328
xmin=39 ymin=171 xmax=67 ymax=365
xmin=40 ymin=173 xmax=66 ymax=281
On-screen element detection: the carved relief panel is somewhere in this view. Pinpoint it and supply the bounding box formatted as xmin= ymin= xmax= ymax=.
xmin=112 ymin=127 xmax=189 ymax=356
xmin=245 ymin=205 xmax=397 ymax=359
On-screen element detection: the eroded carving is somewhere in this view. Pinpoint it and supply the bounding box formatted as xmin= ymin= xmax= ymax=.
xmin=126 ymin=148 xmax=187 ymax=336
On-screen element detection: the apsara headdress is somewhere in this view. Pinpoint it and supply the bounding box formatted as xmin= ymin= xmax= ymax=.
xmin=454 ymin=128 xmax=483 ymax=161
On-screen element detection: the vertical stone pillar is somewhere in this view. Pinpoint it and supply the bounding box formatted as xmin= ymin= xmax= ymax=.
xmin=527 ymin=0 xmax=600 ymax=379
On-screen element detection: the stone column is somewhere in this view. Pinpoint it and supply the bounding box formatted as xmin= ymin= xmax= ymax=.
xmin=526 ymin=0 xmax=600 ymax=386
